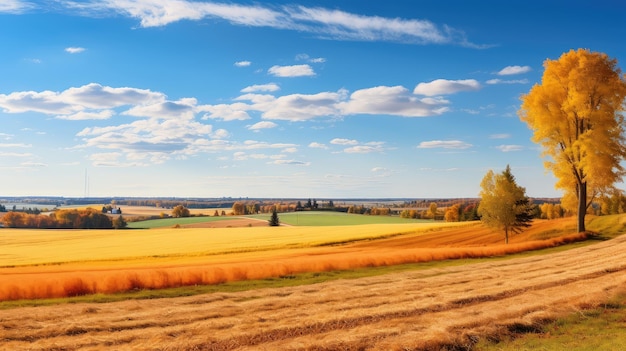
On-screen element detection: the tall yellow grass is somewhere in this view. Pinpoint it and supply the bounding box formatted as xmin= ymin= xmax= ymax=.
xmin=0 ymin=223 xmax=461 ymax=266
xmin=0 ymin=220 xmax=587 ymax=301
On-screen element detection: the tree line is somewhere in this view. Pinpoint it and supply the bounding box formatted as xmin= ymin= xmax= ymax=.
xmin=1 ymin=208 xmax=126 ymax=229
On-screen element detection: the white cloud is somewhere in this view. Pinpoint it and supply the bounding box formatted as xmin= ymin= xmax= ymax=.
xmin=0 ymin=83 xmax=165 ymax=115
xmin=339 ymin=85 xmax=450 ymax=117
xmin=270 ymin=159 xmax=310 ymax=166
xmin=285 ymin=6 xmax=468 ymax=45
xmin=331 ymin=138 xmax=358 ymax=145
xmin=414 ymin=79 xmax=481 ymax=96
xmin=247 ymin=121 xmax=277 ymax=130
xmin=344 ymin=144 xmax=385 ymax=154
xmin=296 ymin=54 xmax=326 ymax=63
xmin=65 ymin=47 xmax=86 ymax=54
xmin=496 ymin=144 xmax=524 ymax=152
xmin=489 ymin=133 xmax=511 ymax=139
xmin=282 ymin=147 xmax=298 ymax=153
xmin=417 ymin=140 xmax=472 ymax=149
xmin=486 ymin=78 xmax=529 ymax=85
xmin=234 ymin=60 xmax=251 ymax=67
xmin=0 ymin=0 xmax=30 ymax=13
xmin=241 ymin=83 xmax=280 ymax=93
xmin=86 ymin=0 xmax=285 ymax=28
xmin=268 ymin=64 xmax=315 ymax=77
xmin=71 ymin=1 xmax=479 ymax=46
xmin=0 ymin=143 xmax=31 ymax=148
xmin=56 ymin=110 xmax=115 ymax=120
xmin=123 ymin=98 xmax=197 ymax=120
xmin=261 ymin=92 xmax=340 ymax=121
xmin=497 ymin=65 xmax=531 ymax=75
xmin=200 ymin=102 xmax=252 ymax=121
xmin=0 ymin=152 xmax=32 ymax=157
xmin=308 ymin=142 xmax=328 ymax=149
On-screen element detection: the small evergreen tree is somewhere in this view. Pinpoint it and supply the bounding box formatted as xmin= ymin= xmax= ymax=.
xmin=268 ymin=208 xmax=280 ymax=226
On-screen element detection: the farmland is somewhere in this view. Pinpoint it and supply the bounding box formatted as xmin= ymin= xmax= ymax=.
xmin=0 ymin=211 xmax=625 ymax=349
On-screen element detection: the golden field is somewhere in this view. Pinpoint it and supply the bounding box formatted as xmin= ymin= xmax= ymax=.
xmin=0 ymin=218 xmax=587 ymax=302
xmin=0 ymin=217 xmax=624 ymax=350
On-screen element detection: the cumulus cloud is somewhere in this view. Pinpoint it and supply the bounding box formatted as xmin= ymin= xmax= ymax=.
xmin=247 ymin=121 xmax=278 ymax=130
xmin=56 ymin=110 xmax=115 ymax=120
xmin=67 ymin=1 xmax=480 ymax=46
xmin=308 ymin=142 xmax=328 ymax=149
xmin=241 ymin=83 xmax=280 ymax=93
xmin=0 ymin=83 xmax=164 ymax=117
xmin=496 ymin=144 xmax=523 ymax=152
xmin=417 ymin=140 xmax=472 ymax=149
xmin=331 ymin=138 xmax=358 ymax=145
xmin=414 ymin=79 xmax=481 ymax=96
xmin=234 ymin=60 xmax=251 ymax=67
xmin=489 ymin=133 xmax=511 ymax=139
xmin=268 ymin=64 xmax=315 ymax=77
xmin=261 ymin=92 xmax=340 ymax=121
xmin=65 ymin=47 xmax=86 ymax=54
xmin=497 ymin=65 xmax=531 ymax=75
xmin=344 ymin=143 xmax=386 ymax=154
xmin=76 ymin=116 xmax=220 ymax=166
xmin=339 ymin=85 xmax=449 ymax=117
xmin=123 ymin=98 xmax=198 ymax=120
xmin=206 ymin=84 xmax=455 ymax=121
xmin=200 ymin=102 xmax=252 ymax=121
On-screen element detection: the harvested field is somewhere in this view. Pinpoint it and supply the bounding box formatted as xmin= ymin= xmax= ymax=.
xmin=2 ymin=234 xmax=626 ymax=350
xmin=0 ymin=219 xmax=588 ymax=301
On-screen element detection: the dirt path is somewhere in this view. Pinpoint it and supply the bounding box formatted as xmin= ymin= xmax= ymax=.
xmin=2 ymin=235 xmax=626 ymax=350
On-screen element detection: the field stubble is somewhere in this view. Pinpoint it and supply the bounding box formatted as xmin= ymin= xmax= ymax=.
xmin=0 ymin=220 xmax=586 ymax=301
xmin=1 ymin=233 xmax=626 ymax=350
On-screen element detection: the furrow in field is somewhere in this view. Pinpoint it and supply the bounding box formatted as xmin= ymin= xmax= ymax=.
xmin=2 ymin=235 xmax=626 ymax=350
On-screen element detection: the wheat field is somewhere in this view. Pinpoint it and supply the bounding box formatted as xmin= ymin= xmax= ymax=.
xmin=0 ymin=219 xmax=586 ymax=301
xmin=1 ymin=231 xmax=625 ymax=350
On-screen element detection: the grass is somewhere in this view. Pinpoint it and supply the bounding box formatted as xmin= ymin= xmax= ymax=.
xmin=475 ymin=293 xmax=626 ymax=350
xmin=0 ymin=237 xmax=594 ymax=310
xmin=126 ymin=215 xmax=233 ymax=229
xmin=0 ymin=222 xmax=454 ymax=266
xmin=248 ymin=211 xmax=433 ymax=226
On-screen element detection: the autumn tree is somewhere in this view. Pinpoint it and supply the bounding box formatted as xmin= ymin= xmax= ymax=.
xmin=113 ymin=215 xmax=127 ymax=229
xmin=519 ymin=49 xmax=626 ymax=232
xmin=478 ymin=165 xmax=533 ymax=244
xmin=428 ymin=202 xmax=438 ymax=219
xmin=444 ymin=204 xmax=461 ymax=222
xmin=171 ymin=205 xmax=190 ymax=218
xmin=231 ymin=202 xmax=245 ymax=215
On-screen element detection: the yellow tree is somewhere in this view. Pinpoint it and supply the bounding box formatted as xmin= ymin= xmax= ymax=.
xmin=478 ymin=165 xmax=533 ymax=244
xmin=519 ymin=49 xmax=626 ymax=233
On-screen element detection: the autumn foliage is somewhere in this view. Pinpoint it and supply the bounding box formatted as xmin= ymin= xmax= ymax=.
xmin=1 ymin=208 xmax=113 ymax=229
xmin=519 ymin=49 xmax=626 ymax=232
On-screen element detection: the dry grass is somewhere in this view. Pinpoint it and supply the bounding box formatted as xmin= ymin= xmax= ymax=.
xmin=1 ymin=232 xmax=625 ymax=350
xmin=0 ymin=218 xmax=588 ymax=302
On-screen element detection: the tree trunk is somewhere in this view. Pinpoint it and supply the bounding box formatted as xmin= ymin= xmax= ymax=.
xmin=577 ymin=182 xmax=587 ymax=233
xmin=505 ymin=227 xmax=509 ymax=244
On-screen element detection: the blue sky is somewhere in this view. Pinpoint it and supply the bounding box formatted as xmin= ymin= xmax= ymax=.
xmin=1 ymin=0 xmax=625 ymax=199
